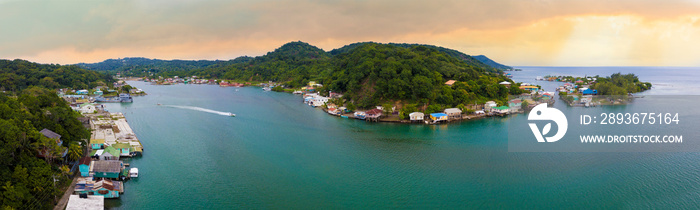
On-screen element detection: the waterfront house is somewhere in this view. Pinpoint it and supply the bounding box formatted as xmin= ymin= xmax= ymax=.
xmin=445 ymin=80 xmax=456 ymax=86
xmin=429 ymin=113 xmax=448 ymax=122
xmin=94 ymin=90 xmax=103 ymax=95
xmin=493 ymin=106 xmax=510 ymax=114
xmin=38 ymin=128 xmax=67 ymax=158
xmin=111 ymin=143 xmax=132 ymax=157
xmin=443 ymin=108 xmax=462 ymax=120
xmin=79 ymin=156 xmax=92 ymax=177
xmin=541 ymin=92 xmax=553 ymax=100
xmin=354 ymin=111 xmax=366 ymax=119
xmin=76 ymin=89 xmax=89 ymax=95
xmin=91 ymin=160 xmax=123 ymax=179
xmin=327 ymin=108 xmax=340 ymax=115
xmin=475 ymin=110 xmax=485 ymax=115
xmin=365 ymin=109 xmax=383 ymax=121
xmin=75 ymin=177 xmax=123 ymax=198
xmin=409 ymin=112 xmax=424 ymax=121
xmin=90 ymin=139 xmax=104 ymax=150
xmin=509 ymin=99 xmax=522 ymax=111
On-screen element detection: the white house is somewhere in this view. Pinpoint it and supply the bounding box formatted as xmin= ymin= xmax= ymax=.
xmin=79 ymin=103 xmax=97 ymax=114
xmin=581 ymin=96 xmax=593 ymax=104
xmin=409 ymin=112 xmax=424 ymax=121
xmin=308 ymin=96 xmax=329 ymax=107
xmin=485 ymin=101 xmax=497 ymax=112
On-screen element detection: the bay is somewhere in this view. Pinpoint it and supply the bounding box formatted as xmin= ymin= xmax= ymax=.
xmin=102 ymin=66 xmax=700 ymax=209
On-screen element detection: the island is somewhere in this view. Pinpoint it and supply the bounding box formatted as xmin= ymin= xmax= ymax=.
xmin=543 ymin=73 xmax=652 ymax=106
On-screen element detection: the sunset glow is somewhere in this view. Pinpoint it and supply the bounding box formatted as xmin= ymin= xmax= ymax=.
xmin=1 ymin=0 xmax=699 ymax=66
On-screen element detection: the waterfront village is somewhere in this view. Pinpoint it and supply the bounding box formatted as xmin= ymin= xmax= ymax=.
xmin=298 ymin=80 xmax=557 ymax=124
xmin=57 ymin=81 xmax=145 ymax=209
xmin=140 ymin=75 xmax=562 ymax=123
xmin=137 ymin=73 xmax=614 ymax=124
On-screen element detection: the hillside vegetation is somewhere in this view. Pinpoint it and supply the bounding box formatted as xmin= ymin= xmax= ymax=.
xmin=0 ymin=59 xmax=109 ymax=209
xmin=592 ymin=73 xmax=652 ymax=95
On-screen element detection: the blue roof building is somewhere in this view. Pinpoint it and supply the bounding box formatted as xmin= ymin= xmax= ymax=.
xmin=582 ymin=89 xmax=598 ymax=95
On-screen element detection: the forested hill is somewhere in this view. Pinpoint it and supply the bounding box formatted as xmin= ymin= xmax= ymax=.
xmin=329 ymin=42 xmax=501 ymax=72
xmin=0 ymin=59 xmax=107 ymax=209
xmin=192 ymin=41 xmax=332 ymax=87
xmin=77 ymin=57 xmax=251 ymax=77
xmin=323 ymin=43 xmax=518 ymax=108
xmin=0 ymin=59 xmax=114 ymax=92
xmin=472 ymin=55 xmax=513 ymax=70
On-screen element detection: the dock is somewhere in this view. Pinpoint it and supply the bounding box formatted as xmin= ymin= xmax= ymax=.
xmin=88 ymin=112 xmax=143 ymax=156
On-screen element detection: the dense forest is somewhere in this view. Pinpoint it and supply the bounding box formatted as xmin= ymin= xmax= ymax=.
xmin=0 ymin=60 xmax=110 ymax=209
xmin=322 ymin=43 xmax=519 ymax=108
xmin=592 ymin=73 xmax=652 ymax=95
xmin=0 ymin=59 xmax=114 ymax=92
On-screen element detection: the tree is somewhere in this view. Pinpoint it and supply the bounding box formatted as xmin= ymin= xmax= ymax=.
xmin=120 ymin=85 xmax=133 ymax=93
xmin=67 ymin=142 xmax=83 ymax=162
xmin=382 ymin=102 xmax=393 ymax=115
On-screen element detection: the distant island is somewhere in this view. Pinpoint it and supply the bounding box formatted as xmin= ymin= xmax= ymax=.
xmin=544 ymin=73 xmax=652 ymax=106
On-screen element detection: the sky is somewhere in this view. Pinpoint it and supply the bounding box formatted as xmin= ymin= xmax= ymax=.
xmin=1 ymin=0 xmax=699 ymax=66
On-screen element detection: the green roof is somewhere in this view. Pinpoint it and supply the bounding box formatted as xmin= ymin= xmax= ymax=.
xmin=103 ymin=146 xmax=120 ymax=157
xmin=494 ymin=106 xmax=510 ymax=110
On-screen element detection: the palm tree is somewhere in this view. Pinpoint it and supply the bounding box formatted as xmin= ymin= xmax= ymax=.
xmin=67 ymin=142 xmax=83 ymax=162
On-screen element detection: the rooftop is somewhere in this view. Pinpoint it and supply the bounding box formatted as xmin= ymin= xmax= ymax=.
xmin=40 ymin=128 xmax=61 ymax=139
xmin=66 ymin=195 xmax=104 ymax=210
xmin=430 ymin=113 xmax=448 ymax=117
xmin=444 ymin=108 xmax=462 ymax=114
xmin=91 ymin=160 xmax=122 ymax=173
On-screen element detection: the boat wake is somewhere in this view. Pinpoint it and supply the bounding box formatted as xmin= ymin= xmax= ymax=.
xmin=162 ymin=105 xmax=235 ymax=117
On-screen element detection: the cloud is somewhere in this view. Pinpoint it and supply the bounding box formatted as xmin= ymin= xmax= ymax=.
xmin=1 ymin=0 xmax=699 ymax=65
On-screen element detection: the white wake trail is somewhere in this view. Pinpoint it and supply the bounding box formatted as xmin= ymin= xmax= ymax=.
xmin=163 ymin=105 xmax=234 ymax=116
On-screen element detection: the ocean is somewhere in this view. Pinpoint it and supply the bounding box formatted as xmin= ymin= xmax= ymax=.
xmin=101 ymin=66 xmax=700 ymax=209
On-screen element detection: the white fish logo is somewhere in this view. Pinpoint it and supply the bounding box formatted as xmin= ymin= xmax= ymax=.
xmin=528 ymin=104 xmax=568 ymax=142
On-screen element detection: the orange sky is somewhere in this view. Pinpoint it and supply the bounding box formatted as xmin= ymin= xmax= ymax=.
xmin=1 ymin=0 xmax=699 ymax=66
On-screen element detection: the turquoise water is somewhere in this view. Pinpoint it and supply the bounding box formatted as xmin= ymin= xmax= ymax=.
xmin=103 ymin=67 xmax=700 ymax=209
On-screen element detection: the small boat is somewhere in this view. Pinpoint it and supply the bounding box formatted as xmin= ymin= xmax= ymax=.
xmin=129 ymin=168 xmax=138 ymax=178
xmin=157 ymin=103 xmax=161 ymax=106
xmin=228 ymin=113 xmax=236 ymax=117
xmin=263 ymin=86 xmax=272 ymax=91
